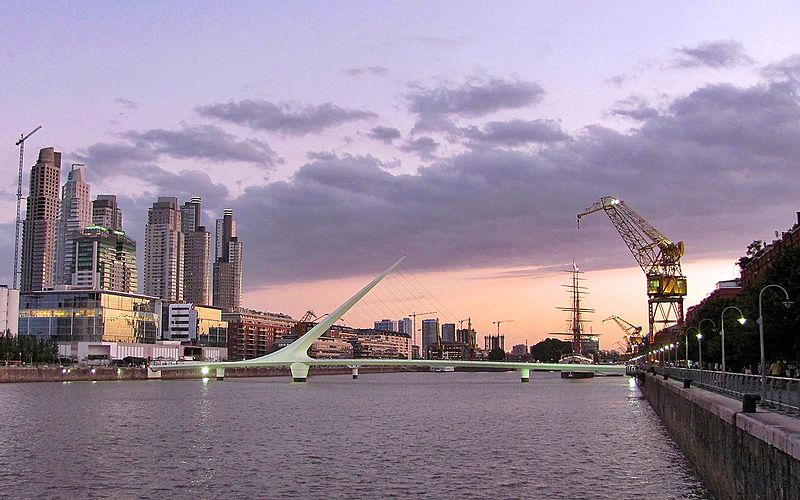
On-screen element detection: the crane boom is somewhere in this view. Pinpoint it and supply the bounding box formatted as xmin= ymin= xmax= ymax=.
xmin=578 ymin=196 xmax=686 ymax=344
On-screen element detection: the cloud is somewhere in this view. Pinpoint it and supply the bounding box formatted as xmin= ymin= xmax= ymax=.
xmin=417 ymin=36 xmax=469 ymax=49
xmin=761 ymin=54 xmax=800 ymax=81
xmin=609 ymin=97 xmax=660 ymax=122
xmin=400 ymin=137 xmax=439 ymax=160
xmin=196 ymin=100 xmax=377 ymax=136
xmin=461 ymin=119 xmax=570 ymax=146
xmin=605 ymin=74 xmax=630 ymax=87
xmin=343 ymin=66 xmax=389 ymax=77
xmin=673 ymin=40 xmax=753 ymax=68
xmin=405 ymin=77 xmax=546 ymax=132
xmin=114 ymin=97 xmax=139 ymax=109
xmin=123 ymin=124 xmax=282 ymax=168
xmin=225 ymin=76 xmax=800 ymax=286
xmin=367 ymin=126 xmax=402 ymax=144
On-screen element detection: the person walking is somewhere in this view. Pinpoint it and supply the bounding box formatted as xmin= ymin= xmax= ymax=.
xmin=769 ymin=360 xmax=782 ymax=376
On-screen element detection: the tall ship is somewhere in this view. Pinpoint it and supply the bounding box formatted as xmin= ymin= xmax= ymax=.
xmin=553 ymin=261 xmax=598 ymax=379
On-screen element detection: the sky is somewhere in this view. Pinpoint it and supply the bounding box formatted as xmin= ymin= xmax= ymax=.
xmin=2 ymin=1 xmax=800 ymax=349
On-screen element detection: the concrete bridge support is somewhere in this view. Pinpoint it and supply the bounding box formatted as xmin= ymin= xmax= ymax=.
xmin=215 ymin=368 xmax=225 ymax=381
xmin=351 ymin=366 xmax=359 ymax=379
xmin=290 ymin=362 xmax=310 ymax=382
xmin=519 ymin=367 xmax=530 ymax=383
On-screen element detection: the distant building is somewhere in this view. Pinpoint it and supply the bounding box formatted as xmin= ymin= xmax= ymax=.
xmin=397 ymin=317 xmax=412 ymax=336
xmin=374 ymin=319 xmax=397 ymax=332
xmin=21 ymin=147 xmax=61 ymax=292
xmin=144 ymin=197 xmax=184 ymax=301
xmin=511 ymin=344 xmax=527 ymax=357
xmin=484 ymin=334 xmax=505 ymax=352
xmin=213 ymin=209 xmax=243 ymax=311
xmin=71 ymin=226 xmax=137 ymax=293
xmin=309 ymin=336 xmax=354 ymax=358
xmin=92 ymin=195 xmax=123 ymax=230
xmin=0 ymin=286 xmax=20 ymax=336
xmin=55 ymin=164 xmax=91 ymax=285
xmin=166 ymin=303 xmax=227 ymax=347
xmin=441 ymin=323 xmax=456 ymax=342
xmin=428 ymin=341 xmax=470 ymax=361
xmin=18 ymin=289 xmax=161 ymax=343
xmin=686 ymin=279 xmax=743 ymax=324
xmin=181 ymin=197 xmax=211 ymax=305
xmin=422 ymin=318 xmax=439 ymax=359
xmin=739 ymin=212 xmax=800 ymax=287
xmin=352 ymin=329 xmax=411 ymax=359
xmin=223 ymin=309 xmax=294 ymax=360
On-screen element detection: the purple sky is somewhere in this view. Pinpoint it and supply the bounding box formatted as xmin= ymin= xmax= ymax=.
xmin=2 ymin=1 xmax=800 ymax=344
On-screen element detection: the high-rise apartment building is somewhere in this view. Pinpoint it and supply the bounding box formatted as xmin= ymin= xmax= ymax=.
xmin=71 ymin=226 xmax=137 ymax=293
xmin=181 ymin=197 xmax=211 ymax=305
xmin=56 ymin=164 xmax=91 ymax=284
xmin=143 ymin=197 xmax=184 ymax=301
xmin=441 ymin=323 xmax=456 ymax=342
xmin=212 ymin=209 xmax=242 ymax=311
xmin=397 ymin=317 xmax=412 ymax=336
xmin=21 ymin=147 xmax=61 ymax=291
xmin=374 ymin=319 xmax=397 ymax=332
xmin=421 ymin=318 xmax=439 ymax=359
xmin=92 ymin=195 xmax=123 ymax=230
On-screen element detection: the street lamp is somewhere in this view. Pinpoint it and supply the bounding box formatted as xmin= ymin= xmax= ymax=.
xmin=757 ymin=284 xmax=793 ymax=400
xmin=697 ymin=332 xmax=703 ymax=383
xmin=684 ymin=327 xmax=699 ymax=369
xmin=719 ymin=305 xmax=747 ymax=375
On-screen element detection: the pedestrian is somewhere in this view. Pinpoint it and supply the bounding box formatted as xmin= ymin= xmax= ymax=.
xmin=744 ymin=365 xmax=752 ymax=375
xmin=769 ymin=360 xmax=782 ymax=376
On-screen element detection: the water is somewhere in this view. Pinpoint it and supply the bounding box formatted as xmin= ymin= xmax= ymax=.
xmin=0 ymin=372 xmax=709 ymax=499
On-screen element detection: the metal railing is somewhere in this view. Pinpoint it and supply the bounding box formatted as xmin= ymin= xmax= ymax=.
xmin=628 ymin=365 xmax=800 ymax=418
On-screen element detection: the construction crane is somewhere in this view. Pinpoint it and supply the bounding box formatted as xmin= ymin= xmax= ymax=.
xmin=578 ymin=196 xmax=686 ymax=343
xmin=408 ymin=311 xmax=437 ymax=352
xmin=492 ymin=320 xmax=514 ymax=336
xmin=603 ymin=315 xmax=644 ymax=353
xmin=458 ymin=317 xmax=476 ymax=347
xmin=13 ymin=125 xmax=42 ymax=289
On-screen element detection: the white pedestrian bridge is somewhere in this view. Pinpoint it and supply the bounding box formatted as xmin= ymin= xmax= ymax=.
xmin=150 ymin=257 xmax=626 ymax=382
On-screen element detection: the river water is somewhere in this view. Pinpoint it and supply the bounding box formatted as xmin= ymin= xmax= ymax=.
xmin=0 ymin=371 xmax=709 ymax=499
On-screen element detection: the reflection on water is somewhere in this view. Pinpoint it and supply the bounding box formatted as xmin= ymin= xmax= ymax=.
xmin=0 ymin=372 xmax=708 ymax=498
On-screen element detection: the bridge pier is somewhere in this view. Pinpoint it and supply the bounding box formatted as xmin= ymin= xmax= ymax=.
xmin=290 ymin=362 xmax=310 ymax=382
xmin=215 ymin=368 xmax=225 ymax=381
xmin=351 ymin=366 xmax=359 ymax=379
xmin=518 ymin=367 xmax=530 ymax=383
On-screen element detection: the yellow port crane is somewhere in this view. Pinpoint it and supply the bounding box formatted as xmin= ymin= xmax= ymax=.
xmin=603 ymin=315 xmax=644 ymax=353
xmin=577 ymin=196 xmax=686 ymax=343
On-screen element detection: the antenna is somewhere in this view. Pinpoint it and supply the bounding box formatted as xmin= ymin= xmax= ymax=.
xmin=13 ymin=126 xmax=42 ymax=289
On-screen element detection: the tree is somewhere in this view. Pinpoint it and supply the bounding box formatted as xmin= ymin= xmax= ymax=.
xmin=488 ymin=347 xmax=506 ymax=361
xmin=530 ymin=338 xmax=572 ymax=363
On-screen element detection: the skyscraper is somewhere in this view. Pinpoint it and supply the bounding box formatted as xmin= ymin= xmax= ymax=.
xmin=212 ymin=208 xmax=242 ymax=311
xmin=55 ymin=164 xmax=91 ymax=285
xmin=181 ymin=197 xmax=211 ymax=305
xmin=21 ymin=147 xmax=61 ymax=292
xmin=92 ymin=194 xmax=122 ymax=230
xmin=143 ymin=197 xmax=184 ymax=301
xmin=421 ymin=318 xmax=439 ymax=359
xmin=397 ymin=317 xmax=412 ymax=336
xmin=71 ymin=226 xmax=137 ymax=293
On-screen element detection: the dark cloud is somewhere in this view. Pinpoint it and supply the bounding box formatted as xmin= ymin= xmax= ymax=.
xmin=673 ymin=40 xmax=752 ymax=68
xmin=123 ymin=124 xmax=282 ymax=168
xmin=367 ymin=126 xmax=402 ymax=144
xmin=461 ymin=119 xmax=570 ymax=146
xmin=605 ymin=74 xmax=630 ymax=87
xmin=226 ymin=77 xmax=800 ymax=286
xmin=343 ymin=66 xmax=389 ymax=77
xmin=196 ymin=100 xmax=377 ymax=136
xmin=609 ymin=98 xmax=660 ymax=122
xmin=114 ymin=97 xmax=139 ymax=109
xmin=405 ymin=77 xmax=546 ymax=132
xmin=761 ymin=54 xmax=800 ymax=81
xmin=400 ymin=137 xmax=438 ymax=160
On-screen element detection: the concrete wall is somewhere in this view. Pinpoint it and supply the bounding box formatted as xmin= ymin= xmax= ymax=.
xmin=637 ymin=372 xmax=800 ymax=499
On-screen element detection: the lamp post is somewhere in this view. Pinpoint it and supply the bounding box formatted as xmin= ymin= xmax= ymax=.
xmin=697 ymin=332 xmax=703 ymax=384
xmin=685 ymin=327 xmax=699 ymax=369
xmin=757 ymin=284 xmax=793 ymax=400
xmin=719 ymin=305 xmax=747 ymax=375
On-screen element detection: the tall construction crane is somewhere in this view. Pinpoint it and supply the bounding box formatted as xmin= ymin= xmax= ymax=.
xmin=408 ymin=311 xmax=437 ymax=352
xmin=578 ymin=196 xmax=686 ymax=343
xmin=603 ymin=315 xmax=644 ymax=353
xmin=13 ymin=126 xmax=42 ymax=289
xmin=458 ymin=317 xmax=476 ymax=347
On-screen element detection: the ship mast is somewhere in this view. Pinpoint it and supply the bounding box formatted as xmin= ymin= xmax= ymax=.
xmin=553 ymin=260 xmax=595 ymax=356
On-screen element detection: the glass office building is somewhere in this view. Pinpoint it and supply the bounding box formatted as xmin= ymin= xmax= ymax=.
xmin=18 ymin=290 xmax=162 ymax=343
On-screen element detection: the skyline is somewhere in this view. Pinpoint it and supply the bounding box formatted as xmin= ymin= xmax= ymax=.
xmin=3 ymin=1 xmax=800 ymax=347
